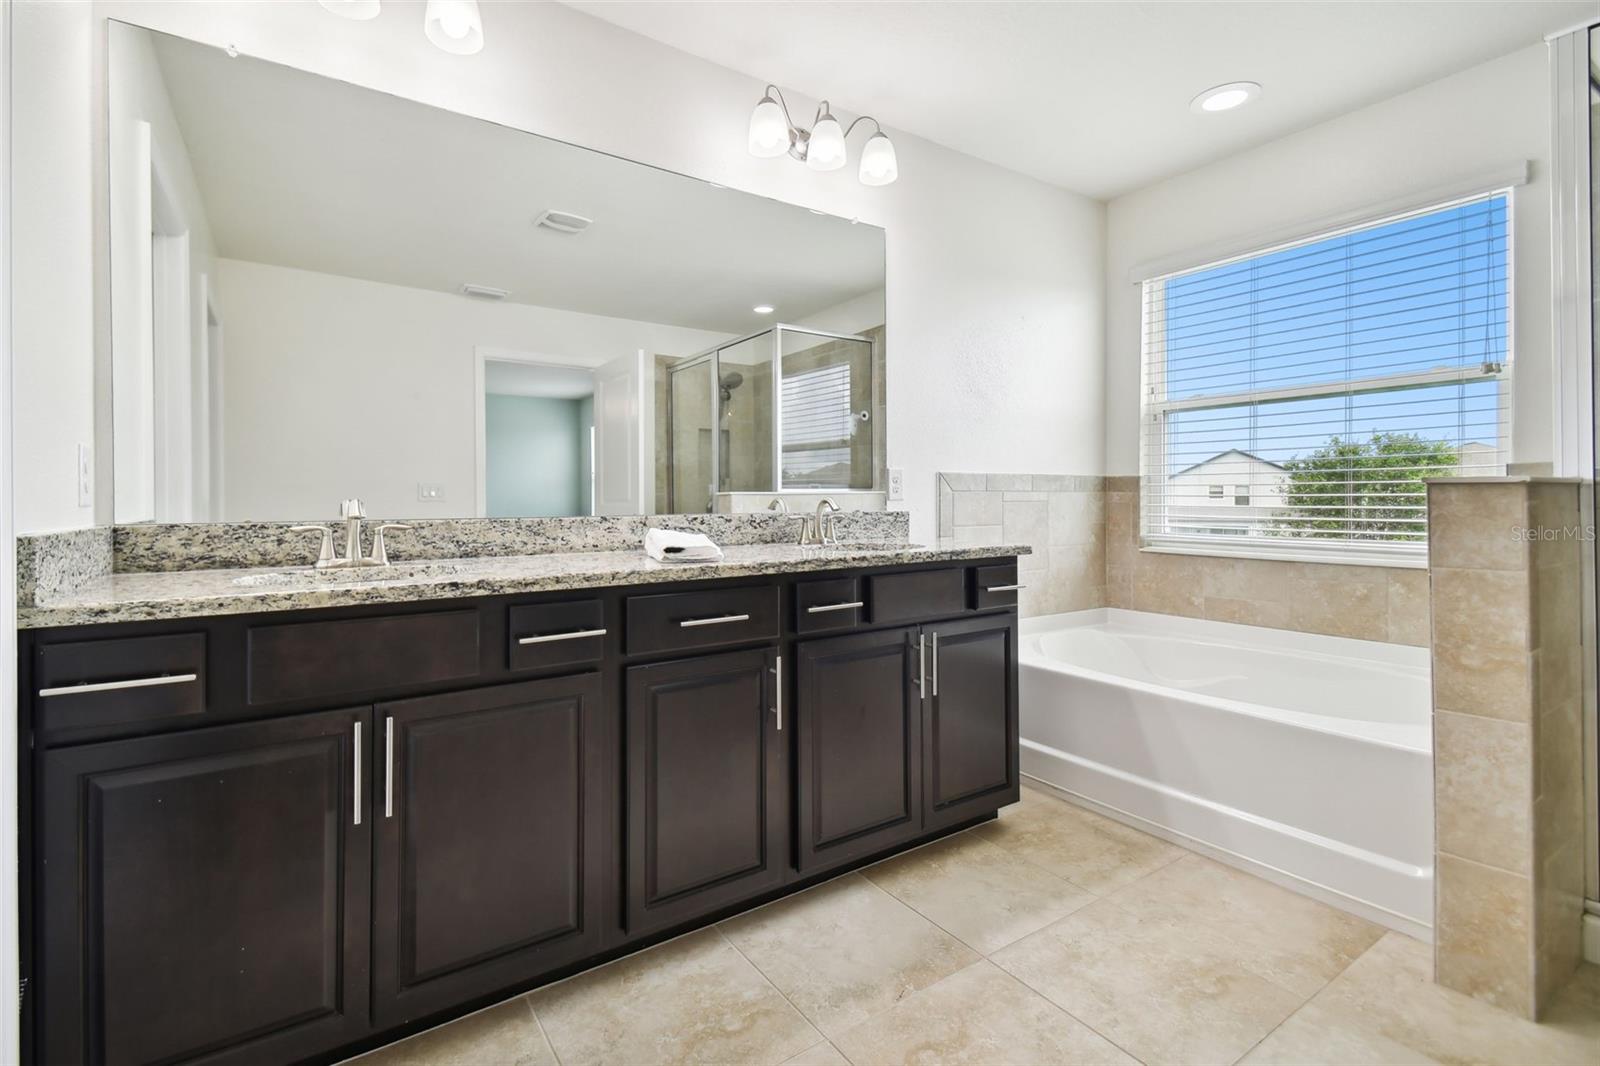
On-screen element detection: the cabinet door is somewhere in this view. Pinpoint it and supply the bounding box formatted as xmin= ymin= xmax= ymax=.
xmin=922 ymin=613 xmax=1019 ymax=830
xmin=373 ymin=675 xmax=607 ymax=1028
xmin=625 ymin=647 xmax=785 ymax=936
xmin=37 ymin=708 xmax=371 ymax=1066
xmin=794 ymin=627 xmax=923 ymax=873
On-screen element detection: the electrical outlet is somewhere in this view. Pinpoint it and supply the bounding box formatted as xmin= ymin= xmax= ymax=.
xmin=77 ymin=443 xmax=93 ymax=507
xmin=417 ymin=482 xmax=446 ymax=502
xmin=887 ymin=467 xmax=904 ymax=502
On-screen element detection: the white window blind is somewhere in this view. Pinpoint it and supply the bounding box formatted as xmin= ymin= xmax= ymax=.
xmin=1139 ymin=191 xmax=1511 ymax=563
xmin=781 ymin=362 xmax=854 ymax=487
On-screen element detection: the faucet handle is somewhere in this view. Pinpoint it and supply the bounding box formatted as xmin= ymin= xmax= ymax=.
xmin=368 ymin=523 xmax=413 ymax=566
xmin=290 ymin=524 xmax=336 ymax=566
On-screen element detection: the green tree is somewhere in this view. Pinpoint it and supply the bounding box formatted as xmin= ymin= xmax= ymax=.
xmin=1274 ymin=431 xmax=1460 ymax=540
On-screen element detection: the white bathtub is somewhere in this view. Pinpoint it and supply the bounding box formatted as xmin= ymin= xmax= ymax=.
xmin=1020 ymin=608 xmax=1434 ymax=938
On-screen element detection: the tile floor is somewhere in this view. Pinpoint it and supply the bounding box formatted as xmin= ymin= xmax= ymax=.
xmin=351 ymin=785 xmax=1600 ymax=1065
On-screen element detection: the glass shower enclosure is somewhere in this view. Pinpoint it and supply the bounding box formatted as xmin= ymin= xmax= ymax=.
xmin=665 ymin=325 xmax=876 ymax=512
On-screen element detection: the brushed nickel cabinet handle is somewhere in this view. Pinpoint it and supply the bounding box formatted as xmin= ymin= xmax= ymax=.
xmin=517 ymin=627 xmax=607 ymax=645
xmin=771 ymin=655 xmax=783 ymax=732
xmin=38 ymin=673 xmax=198 ymax=698
xmin=679 ymin=614 xmax=750 ymax=628
xmin=805 ymin=601 xmax=864 ymax=614
xmin=986 ymin=584 xmax=1026 ymax=592
xmin=932 ymin=632 xmax=940 ymax=697
xmin=384 ymin=716 xmax=395 ymax=819
xmin=353 ymin=721 xmax=363 ymax=827
xmin=917 ymin=634 xmax=926 ymax=698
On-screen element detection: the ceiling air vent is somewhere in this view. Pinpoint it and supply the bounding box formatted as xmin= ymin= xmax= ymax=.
xmin=534 ymin=209 xmax=593 ymax=234
xmin=460 ymin=283 xmax=509 ymax=300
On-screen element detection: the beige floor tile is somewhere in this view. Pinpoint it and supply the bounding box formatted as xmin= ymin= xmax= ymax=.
xmin=1238 ymin=1001 xmax=1439 ymax=1065
xmin=347 ymin=997 xmax=555 ymax=1066
xmin=832 ymin=959 xmax=1136 ymax=1066
xmin=1308 ymin=932 xmax=1600 ymax=1065
xmin=527 ymin=927 xmax=821 ymax=1065
xmin=974 ymin=786 xmax=1185 ymax=894
xmin=862 ymin=830 xmax=1095 ymax=954
xmin=1107 ymin=854 xmax=1384 ymax=997
xmin=991 ymin=897 xmax=1304 ymax=1066
xmin=780 ymin=1041 xmax=851 ymax=1065
xmin=719 ymin=873 xmax=981 ymax=1040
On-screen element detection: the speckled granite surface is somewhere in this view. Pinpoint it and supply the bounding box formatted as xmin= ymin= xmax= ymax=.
xmin=111 ymin=511 xmax=910 ymax=572
xmin=20 ymin=540 xmax=1028 ymax=629
xmin=17 ymin=526 xmax=112 ymax=602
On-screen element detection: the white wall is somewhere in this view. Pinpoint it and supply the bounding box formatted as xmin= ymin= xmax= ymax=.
xmin=1105 ymin=44 xmax=1552 ymax=475
xmin=216 ymin=257 xmax=728 ymax=519
xmin=85 ymin=0 xmax=1106 ymax=541
xmin=13 ymin=0 xmax=96 ymax=533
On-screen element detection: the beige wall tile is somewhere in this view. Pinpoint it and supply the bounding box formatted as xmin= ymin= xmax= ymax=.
xmin=1427 ymin=483 xmax=1529 ymax=571
xmin=1535 ymin=837 xmax=1584 ymax=1012
xmin=1433 ymin=710 xmax=1531 ymax=874
xmin=1202 ymin=557 xmax=1293 ymax=604
xmin=1105 ymin=564 xmax=1132 ymax=608
xmin=1532 ymin=560 xmax=1581 ymax=654
xmin=952 ymin=524 xmax=1004 ymax=546
xmin=1435 ymin=854 xmax=1534 ymax=1018
xmin=1106 ymin=475 xmax=1139 ymax=493
xmin=1386 ymin=569 xmax=1431 ymax=646
xmin=987 ymin=474 xmax=1031 ymax=491
xmin=940 ymin=472 xmax=986 ymax=491
xmin=1286 ymin=566 xmax=1388 ymax=640
xmin=953 ymin=490 xmax=1002 ymax=527
xmin=1431 ymin=639 xmax=1533 ymax=723
xmin=1046 ymin=491 xmax=1101 ymax=546
xmin=1203 ymin=596 xmax=1291 ymax=628
xmin=1000 ymin=498 xmax=1049 ymax=549
xmin=1132 ymin=553 xmax=1205 ymax=618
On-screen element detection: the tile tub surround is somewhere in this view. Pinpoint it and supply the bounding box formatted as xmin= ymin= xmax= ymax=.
xmin=937 ymin=473 xmax=1106 ymax=618
xmin=349 ymin=786 xmax=1600 ymax=1066
xmin=1104 ymin=475 xmax=1430 ymax=645
xmin=18 ymin=539 xmax=1028 ymax=629
xmin=100 ymin=510 xmax=910 ymax=573
xmin=1427 ymin=478 xmax=1588 ymax=1020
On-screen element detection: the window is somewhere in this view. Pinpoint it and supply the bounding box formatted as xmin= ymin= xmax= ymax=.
xmin=1140 ymin=192 xmax=1510 ymax=563
xmin=780 ymin=362 xmax=854 ymax=488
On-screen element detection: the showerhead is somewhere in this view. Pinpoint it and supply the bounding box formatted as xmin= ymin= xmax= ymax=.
xmin=719 ymin=370 xmax=744 ymax=403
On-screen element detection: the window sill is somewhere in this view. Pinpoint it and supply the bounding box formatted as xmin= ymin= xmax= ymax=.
xmin=1138 ymin=538 xmax=1428 ymax=570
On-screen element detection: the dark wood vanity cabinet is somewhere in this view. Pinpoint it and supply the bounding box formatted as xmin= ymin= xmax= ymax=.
xmin=21 ymin=557 xmax=1018 ymax=1065
xmin=372 ymin=675 xmax=608 ymax=1029
xmin=36 ymin=707 xmax=372 ymax=1066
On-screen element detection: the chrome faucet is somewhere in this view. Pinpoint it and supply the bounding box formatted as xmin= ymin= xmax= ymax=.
xmin=292 ymin=498 xmax=412 ymax=569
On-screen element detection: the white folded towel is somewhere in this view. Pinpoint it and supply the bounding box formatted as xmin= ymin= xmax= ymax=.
xmin=644 ymin=527 xmax=724 ymax=563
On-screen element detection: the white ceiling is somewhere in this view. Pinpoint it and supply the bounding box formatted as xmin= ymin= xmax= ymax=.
xmin=148 ymin=31 xmax=884 ymax=334
xmin=484 ymin=361 xmax=596 ymax=400
xmin=567 ymin=0 xmax=1598 ymax=200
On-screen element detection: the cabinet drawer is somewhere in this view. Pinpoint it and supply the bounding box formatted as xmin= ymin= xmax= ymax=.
xmin=625 ymin=586 xmax=779 ymax=655
xmin=247 ymin=610 xmax=480 ymax=706
xmin=33 ymin=633 xmax=206 ymax=738
xmin=971 ymin=564 xmax=1023 ymax=610
xmin=508 ymin=600 xmax=607 ymax=672
xmin=868 ymin=568 xmax=966 ymax=624
xmin=795 ymin=577 xmax=864 ymax=634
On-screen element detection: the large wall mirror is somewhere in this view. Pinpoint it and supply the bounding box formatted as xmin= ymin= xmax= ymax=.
xmin=107 ymin=22 xmax=886 ymax=523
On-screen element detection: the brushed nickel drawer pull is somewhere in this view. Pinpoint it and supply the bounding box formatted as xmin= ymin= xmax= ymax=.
xmin=917 ymin=634 xmax=926 ymax=698
xmin=384 ymin=716 xmax=395 ymax=819
xmin=932 ymin=632 xmax=940 ymax=697
xmin=806 ymin=601 xmax=864 ymax=614
xmin=353 ymin=721 xmax=363 ymax=827
xmin=986 ymin=583 xmax=1026 ymax=592
xmin=679 ymin=613 xmax=751 ymax=628
xmin=517 ymin=627 xmax=607 ymax=645
xmin=38 ymin=673 xmax=198 ymax=698
xmin=771 ymin=655 xmax=783 ymax=732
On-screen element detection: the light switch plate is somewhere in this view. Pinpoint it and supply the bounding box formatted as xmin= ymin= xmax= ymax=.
xmin=887 ymin=467 xmax=904 ymax=502
xmin=417 ymin=482 xmax=446 ymax=502
xmin=77 ymin=443 xmax=93 ymax=507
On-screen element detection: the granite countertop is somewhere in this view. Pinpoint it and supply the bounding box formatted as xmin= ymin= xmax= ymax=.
xmin=19 ymin=540 xmax=1031 ymax=629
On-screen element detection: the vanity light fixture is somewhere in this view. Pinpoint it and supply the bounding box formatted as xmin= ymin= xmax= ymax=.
xmin=317 ymin=0 xmax=381 ymax=19
xmin=747 ymin=86 xmax=899 ymax=186
xmin=424 ymin=0 xmax=483 ymax=55
xmin=1190 ymin=81 xmax=1261 ymax=113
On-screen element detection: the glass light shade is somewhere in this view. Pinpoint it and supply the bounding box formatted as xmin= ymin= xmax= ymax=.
xmin=858 ymin=132 xmax=898 ymax=186
xmin=805 ymin=115 xmax=847 ymax=171
xmin=318 ymin=0 xmax=381 ymax=19
xmin=747 ymin=96 xmax=790 ymax=158
xmin=424 ymin=0 xmax=483 ymax=55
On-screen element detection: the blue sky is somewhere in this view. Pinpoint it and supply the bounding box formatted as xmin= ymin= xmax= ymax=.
xmin=1156 ymin=196 xmax=1508 ymax=471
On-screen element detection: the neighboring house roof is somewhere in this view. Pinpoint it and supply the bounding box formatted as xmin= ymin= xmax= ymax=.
xmin=1170 ymin=449 xmax=1287 ymax=478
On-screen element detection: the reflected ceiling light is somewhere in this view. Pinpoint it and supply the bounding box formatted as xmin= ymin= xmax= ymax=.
xmin=424 ymin=0 xmax=484 ymax=55
xmin=753 ymin=304 xmax=775 ymax=314
xmin=1190 ymin=81 xmax=1261 ymax=113
xmin=746 ymin=85 xmax=899 ymax=186
xmin=318 ymin=0 xmax=381 ymax=19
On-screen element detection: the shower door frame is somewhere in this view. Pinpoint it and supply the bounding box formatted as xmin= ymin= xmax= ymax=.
xmin=664 ymin=323 xmax=873 ymax=511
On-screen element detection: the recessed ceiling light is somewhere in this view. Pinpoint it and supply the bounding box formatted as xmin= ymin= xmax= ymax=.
xmin=753 ymin=305 xmax=775 ymax=314
xmin=1191 ymin=81 xmax=1261 ymax=114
